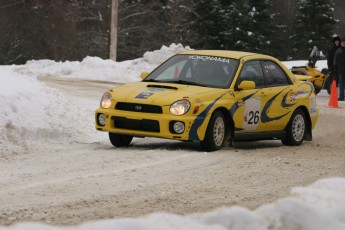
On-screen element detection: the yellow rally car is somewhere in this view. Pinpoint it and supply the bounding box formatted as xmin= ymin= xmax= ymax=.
xmin=95 ymin=50 xmax=318 ymax=151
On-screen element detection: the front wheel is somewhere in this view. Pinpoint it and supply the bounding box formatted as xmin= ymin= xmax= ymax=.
xmin=200 ymin=111 xmax=226 ymax=152
xmin=109 ymin=132 xmax=133 ymax=147
xmin=281 ymin=109 xmax=306 ymax=146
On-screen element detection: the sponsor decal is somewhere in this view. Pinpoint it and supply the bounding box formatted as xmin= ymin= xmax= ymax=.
xmin=189 ymin=55 xmax=230 ymax=63
xmin=135 ymin=92 xmax=154 ymax=99
xmin=290 ymin=88 xmax=309 ymax=101
xmin=300 ymin=82 xmax=314 ymax=96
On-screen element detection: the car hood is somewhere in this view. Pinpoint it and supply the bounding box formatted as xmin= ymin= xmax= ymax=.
xmin=110 ymin=82 xmax=228 ymax=105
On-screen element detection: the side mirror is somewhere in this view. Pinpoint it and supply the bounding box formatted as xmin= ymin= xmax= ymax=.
xmin=140 ymin=71 xmax=150 ymax=79
xmin=238 ymin=80 xmax=256 ymax=90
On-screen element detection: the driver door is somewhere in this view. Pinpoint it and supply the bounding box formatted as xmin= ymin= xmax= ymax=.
xmin=232 ymin=60 xmax=266 ymax=132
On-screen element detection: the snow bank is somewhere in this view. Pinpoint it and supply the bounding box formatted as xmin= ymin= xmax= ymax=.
xmin=1 ymin=177 xmax=345 ymax=230
xmin=11 ymin=43 xmax=192 ymax=83
xmin=193 ymin=178 xmax=345 ymax=229
xmin=142 ymin=43 xmax=193 ymax=66
xmin=0 ymin=67 xmax=89 ymax=155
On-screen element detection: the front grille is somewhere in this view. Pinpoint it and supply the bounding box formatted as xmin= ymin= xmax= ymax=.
xmin=112 ymin=116 xmax=160 ymax=132
xmin=115 ymin=102 xmax=162 ymax=114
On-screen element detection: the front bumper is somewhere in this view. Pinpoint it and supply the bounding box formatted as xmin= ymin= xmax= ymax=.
xmin=95 ymin=108 xmax=204 ymax=141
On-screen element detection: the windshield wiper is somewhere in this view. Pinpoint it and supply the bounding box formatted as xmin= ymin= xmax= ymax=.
xmin=143 ymin=79 xmax=161 ymax=82
xmin=143 ymin=79 xmax=206 ymax=87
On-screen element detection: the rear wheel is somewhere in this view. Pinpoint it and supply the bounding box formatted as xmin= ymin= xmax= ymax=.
xmin=200 ymin=111 xmax=226 ymax=152
xmin=109 ymin=133 xmax=133 ymax=147
xmin=281 ymin=109 xmax=306 ymax=146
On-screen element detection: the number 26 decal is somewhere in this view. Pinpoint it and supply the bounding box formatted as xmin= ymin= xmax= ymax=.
xmin=248 ymin=111 xmax=260 ymax=124
xmin=243 ymin=97 xmax=261 ymax=130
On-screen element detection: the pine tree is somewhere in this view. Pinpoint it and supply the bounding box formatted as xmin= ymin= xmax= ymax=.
xmin=292 ymin=0 xmax=337 ymax=59
xmin=220 ymin=0 xmax=252 ymax=51
xmin=270 ymin=0 xmax=297 ymax=60
xmin=221 ymin=0 xmax=282 ymax=56
xmin=246 ymin=0 xmax=275 ymax=54
xmin=182 ymin=0 xmax=224 ymax=49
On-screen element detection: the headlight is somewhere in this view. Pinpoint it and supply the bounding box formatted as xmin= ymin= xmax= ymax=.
xmin=170 ymin=100 xmax=190 ymax=115
xmin=100 ymin=92 xmax=112 ymax=109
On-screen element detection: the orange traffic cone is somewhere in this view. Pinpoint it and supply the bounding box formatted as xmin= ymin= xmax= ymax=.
xmin=328 ymin=80 xmax=339 ymax=108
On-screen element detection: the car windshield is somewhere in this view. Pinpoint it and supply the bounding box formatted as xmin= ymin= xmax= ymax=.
xmin=143 ymin=54 xmax=239 ymax=89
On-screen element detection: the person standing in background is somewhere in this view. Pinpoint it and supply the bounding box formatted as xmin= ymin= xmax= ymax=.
xmin=333 ymin=38 xmax=345 ymax=101
xmin=327 ymin=36 xmax=341 ymax=81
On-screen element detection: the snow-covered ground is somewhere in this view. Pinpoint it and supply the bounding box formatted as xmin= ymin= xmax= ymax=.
xmin=1 ymin=177 xmax=345 ymax=230
xmin=1 ymin=44 xmax=345 ymax=229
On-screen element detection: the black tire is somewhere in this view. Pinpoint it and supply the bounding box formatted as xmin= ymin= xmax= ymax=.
xmin=281 ymin=109 xmax=306 ymax=146
xmin=200 ymin=111 xmax=226 ymax=152
xmin=109 ymin=132 xmax=133 ymax=147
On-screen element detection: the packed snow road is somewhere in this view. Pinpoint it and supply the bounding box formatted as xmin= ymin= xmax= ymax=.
xmin=1 ymin=79 xmax=345 ymax=226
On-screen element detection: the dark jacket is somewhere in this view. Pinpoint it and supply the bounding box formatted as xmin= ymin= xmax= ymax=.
xmin=333 ymin=46 xmax=345 ymax=82
xmin=327 ymin=44 xmax=340 ymax=72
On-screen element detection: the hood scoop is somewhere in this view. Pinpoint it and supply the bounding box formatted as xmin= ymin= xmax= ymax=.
xmin=147 ymin=84 xmax=178 ymax=90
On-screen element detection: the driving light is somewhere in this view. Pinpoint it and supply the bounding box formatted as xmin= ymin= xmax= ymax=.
xmin=170 ymin=100 xmax=190 ymax=115
xmin=100 ymin=92 xmax=112 ymax=109
xmin=173 ymin=121 xmax=185 ymax=134
xmin=98 ymin=113 xmax=106 ymax=126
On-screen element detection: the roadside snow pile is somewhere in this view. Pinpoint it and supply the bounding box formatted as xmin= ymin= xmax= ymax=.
xmin=142 ymin=43 xmax=192 ymax=65
xmin=194 ymin=177 xmax=345 ymax=230
xmin=12 ymin=43 xmax=192 ymax=83
xmin=1 ymin=177 xmax=345 ymax=230
xmin=0 ymin=67 xmax=89 ymax=155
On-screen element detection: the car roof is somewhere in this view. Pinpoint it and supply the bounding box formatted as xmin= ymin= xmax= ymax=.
xmin=179 ymin=50 xmax=271 ymax=60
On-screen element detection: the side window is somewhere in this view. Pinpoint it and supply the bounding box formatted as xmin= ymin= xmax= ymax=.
xmin=237 ymin=61 xmax=265 ymax=88
xmin=262 ymin=61 xmax=290 ymax=86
